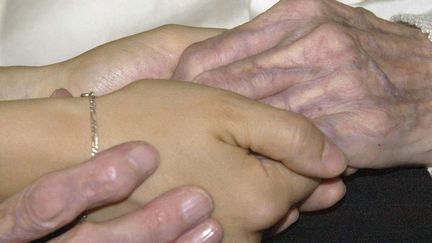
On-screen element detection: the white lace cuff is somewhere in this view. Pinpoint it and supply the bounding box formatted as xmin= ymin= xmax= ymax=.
xmin=391 ymin=12 xmax=432 ymax=42
xmin=392 ymin=12 xmax=432 ymax=177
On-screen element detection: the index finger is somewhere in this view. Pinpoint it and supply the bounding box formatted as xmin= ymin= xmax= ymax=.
xmin=171 ymin=0 xmax=323 ymax=81
xmin=0 ymin=142 xmax=158 ymax=242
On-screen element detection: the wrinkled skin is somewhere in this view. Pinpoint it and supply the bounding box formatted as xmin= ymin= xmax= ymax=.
xmin=0 ymin=142 xmax=223 ymax=243
xmin=173 ymin=0 xmax=432 ymax=169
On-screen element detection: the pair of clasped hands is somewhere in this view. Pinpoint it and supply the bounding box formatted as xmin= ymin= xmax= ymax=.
xmin=2 ymin=0 xmax=432 ymax=242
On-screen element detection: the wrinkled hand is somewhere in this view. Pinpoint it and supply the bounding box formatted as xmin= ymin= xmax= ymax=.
xmin=173 ymin=0 xmax=432 ymax=169
xmin=0 ymin=142 xmax=223 ymax=243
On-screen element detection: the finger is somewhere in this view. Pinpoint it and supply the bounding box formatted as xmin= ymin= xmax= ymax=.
xmin=0 ymin=142 xmax=158 ymax=242
xmin=222 ymin=101 xmax=347 ymax=178
xmin=241 ymin=158 xmax=319 ymax=232
xmin=323 ymin=0 xmax=415 ymax=36
xmin=299 ymin=178 xmax=346 ymax=211
xmin=50 ymin=88 xmax=73 ymax=98
xmin=171 ymin=0 xmax=320 ymax=81
xmin=192 ymin=43 xmax=326 ymax=100
xmin=172 ymin=25 xmax=288 ymax=81
xmin=193 ymin=21 xmax=355 ymax=102
xmin=175 ymin=218 xmax=223 ymax=243
xmin=53 ymin=186 xmax=216 ymax=243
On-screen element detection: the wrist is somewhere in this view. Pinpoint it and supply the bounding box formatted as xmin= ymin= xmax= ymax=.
xmin=0 ymin=64 xmax=67 ymax=100
xmin=0 ymin=97 xmax=89 ymax=198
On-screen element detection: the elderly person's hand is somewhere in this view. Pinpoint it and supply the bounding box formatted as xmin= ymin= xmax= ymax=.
xmin=173 ymin=0 xmax=432 ymax=171
xmin=0 ymin=142 xmax=223 ymax=243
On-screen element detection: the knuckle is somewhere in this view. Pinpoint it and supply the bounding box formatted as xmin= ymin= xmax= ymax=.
xmin=23 ymin=175 xmax=72 ymax=230
xmin=314 ymin=22 xmax=351 ymax=46
xmin=180 ymin=43 xmax=205 ymax=65
xmin=282 ymin=0 xmax=324 ymax=17
xmin=305 ymin=0 xmax=324 ymax=11
xmin=310 ymin=22 xmax=358 ymax=62
xmin=353 ymin=7 xmax=376 ymax=24
xmin=155 ymin=24 xmax=182 ymax=33
xmin=81 ymin=164 xmax=125 ymax=202
xmin=143 ymin=207 xmax=173 ymax=242
xmin=175 ymin=43 xmax=206 ymax=80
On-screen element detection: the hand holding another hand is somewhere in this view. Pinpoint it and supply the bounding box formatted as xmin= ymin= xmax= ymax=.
xmin=174 ymin=0 xmax=432 ymax=170
xmin=1 ymin=79 xmax=347 ymax=242
xmin=0 ymin=25 xmax=223 ymax=100
xmin=0 ymin=142 xmax=223 ymax=243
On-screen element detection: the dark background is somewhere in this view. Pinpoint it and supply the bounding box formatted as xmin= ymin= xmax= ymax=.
xmin=35 ymin=168 xmax=432 ymax=243
xmin=266 ymin=168 xmax=432 ymax=243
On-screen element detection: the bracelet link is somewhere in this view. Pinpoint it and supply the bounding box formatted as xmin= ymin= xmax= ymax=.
xmin=81 ymin=92 xmax=99 ymax=157
xmin=79 ymin=91 xmax=99 ymax=222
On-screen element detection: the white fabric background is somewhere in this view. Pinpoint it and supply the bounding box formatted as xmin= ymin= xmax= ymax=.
xmin=1 ymin=0 xmax=431 ymax=65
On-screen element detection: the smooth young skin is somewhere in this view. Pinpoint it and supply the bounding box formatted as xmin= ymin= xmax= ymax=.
xmin=173 ymin=0 xmax=432 ymax=170
xmin=0 ymin=25 xmax=223 ymax=100
xmin=0 ymin=80 xmax=346 ymax=242
xmin=0 ymin=142 xmax=223 ymax=243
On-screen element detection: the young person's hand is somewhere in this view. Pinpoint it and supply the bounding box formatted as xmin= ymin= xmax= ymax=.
xmin=0 ymin=25 xmax=223 ymax=100
xmin=0 ymin=79 xmax=346 ymax=242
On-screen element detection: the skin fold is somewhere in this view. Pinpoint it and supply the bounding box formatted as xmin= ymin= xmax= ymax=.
xmin=173 ymin=0 xmax=432 ymax=170
xmin=0 ymin=80 xmax=346 ymax=242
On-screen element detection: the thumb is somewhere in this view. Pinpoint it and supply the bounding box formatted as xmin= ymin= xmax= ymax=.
xmin=221 ymin=100 xmax=347 ymax=178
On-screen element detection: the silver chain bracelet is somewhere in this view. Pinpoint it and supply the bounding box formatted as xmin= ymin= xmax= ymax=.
xmin=81 ymin=92 xmax=99 ymax=157
xmin=79 ymin=92 xmax=100 ymax=222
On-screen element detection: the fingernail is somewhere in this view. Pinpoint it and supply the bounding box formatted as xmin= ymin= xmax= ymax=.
xmin=50 ymin=88 xmax=72 ymax=97
xmin=128 ymin=144 xmax=159 ymax=175
xmin=181 ymin=189 xmax=213 ymax=224
xmin=322 ymin=140 xmax=347 ymax=175
xmin=189 ymin=221 xmax=223 ymax=243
